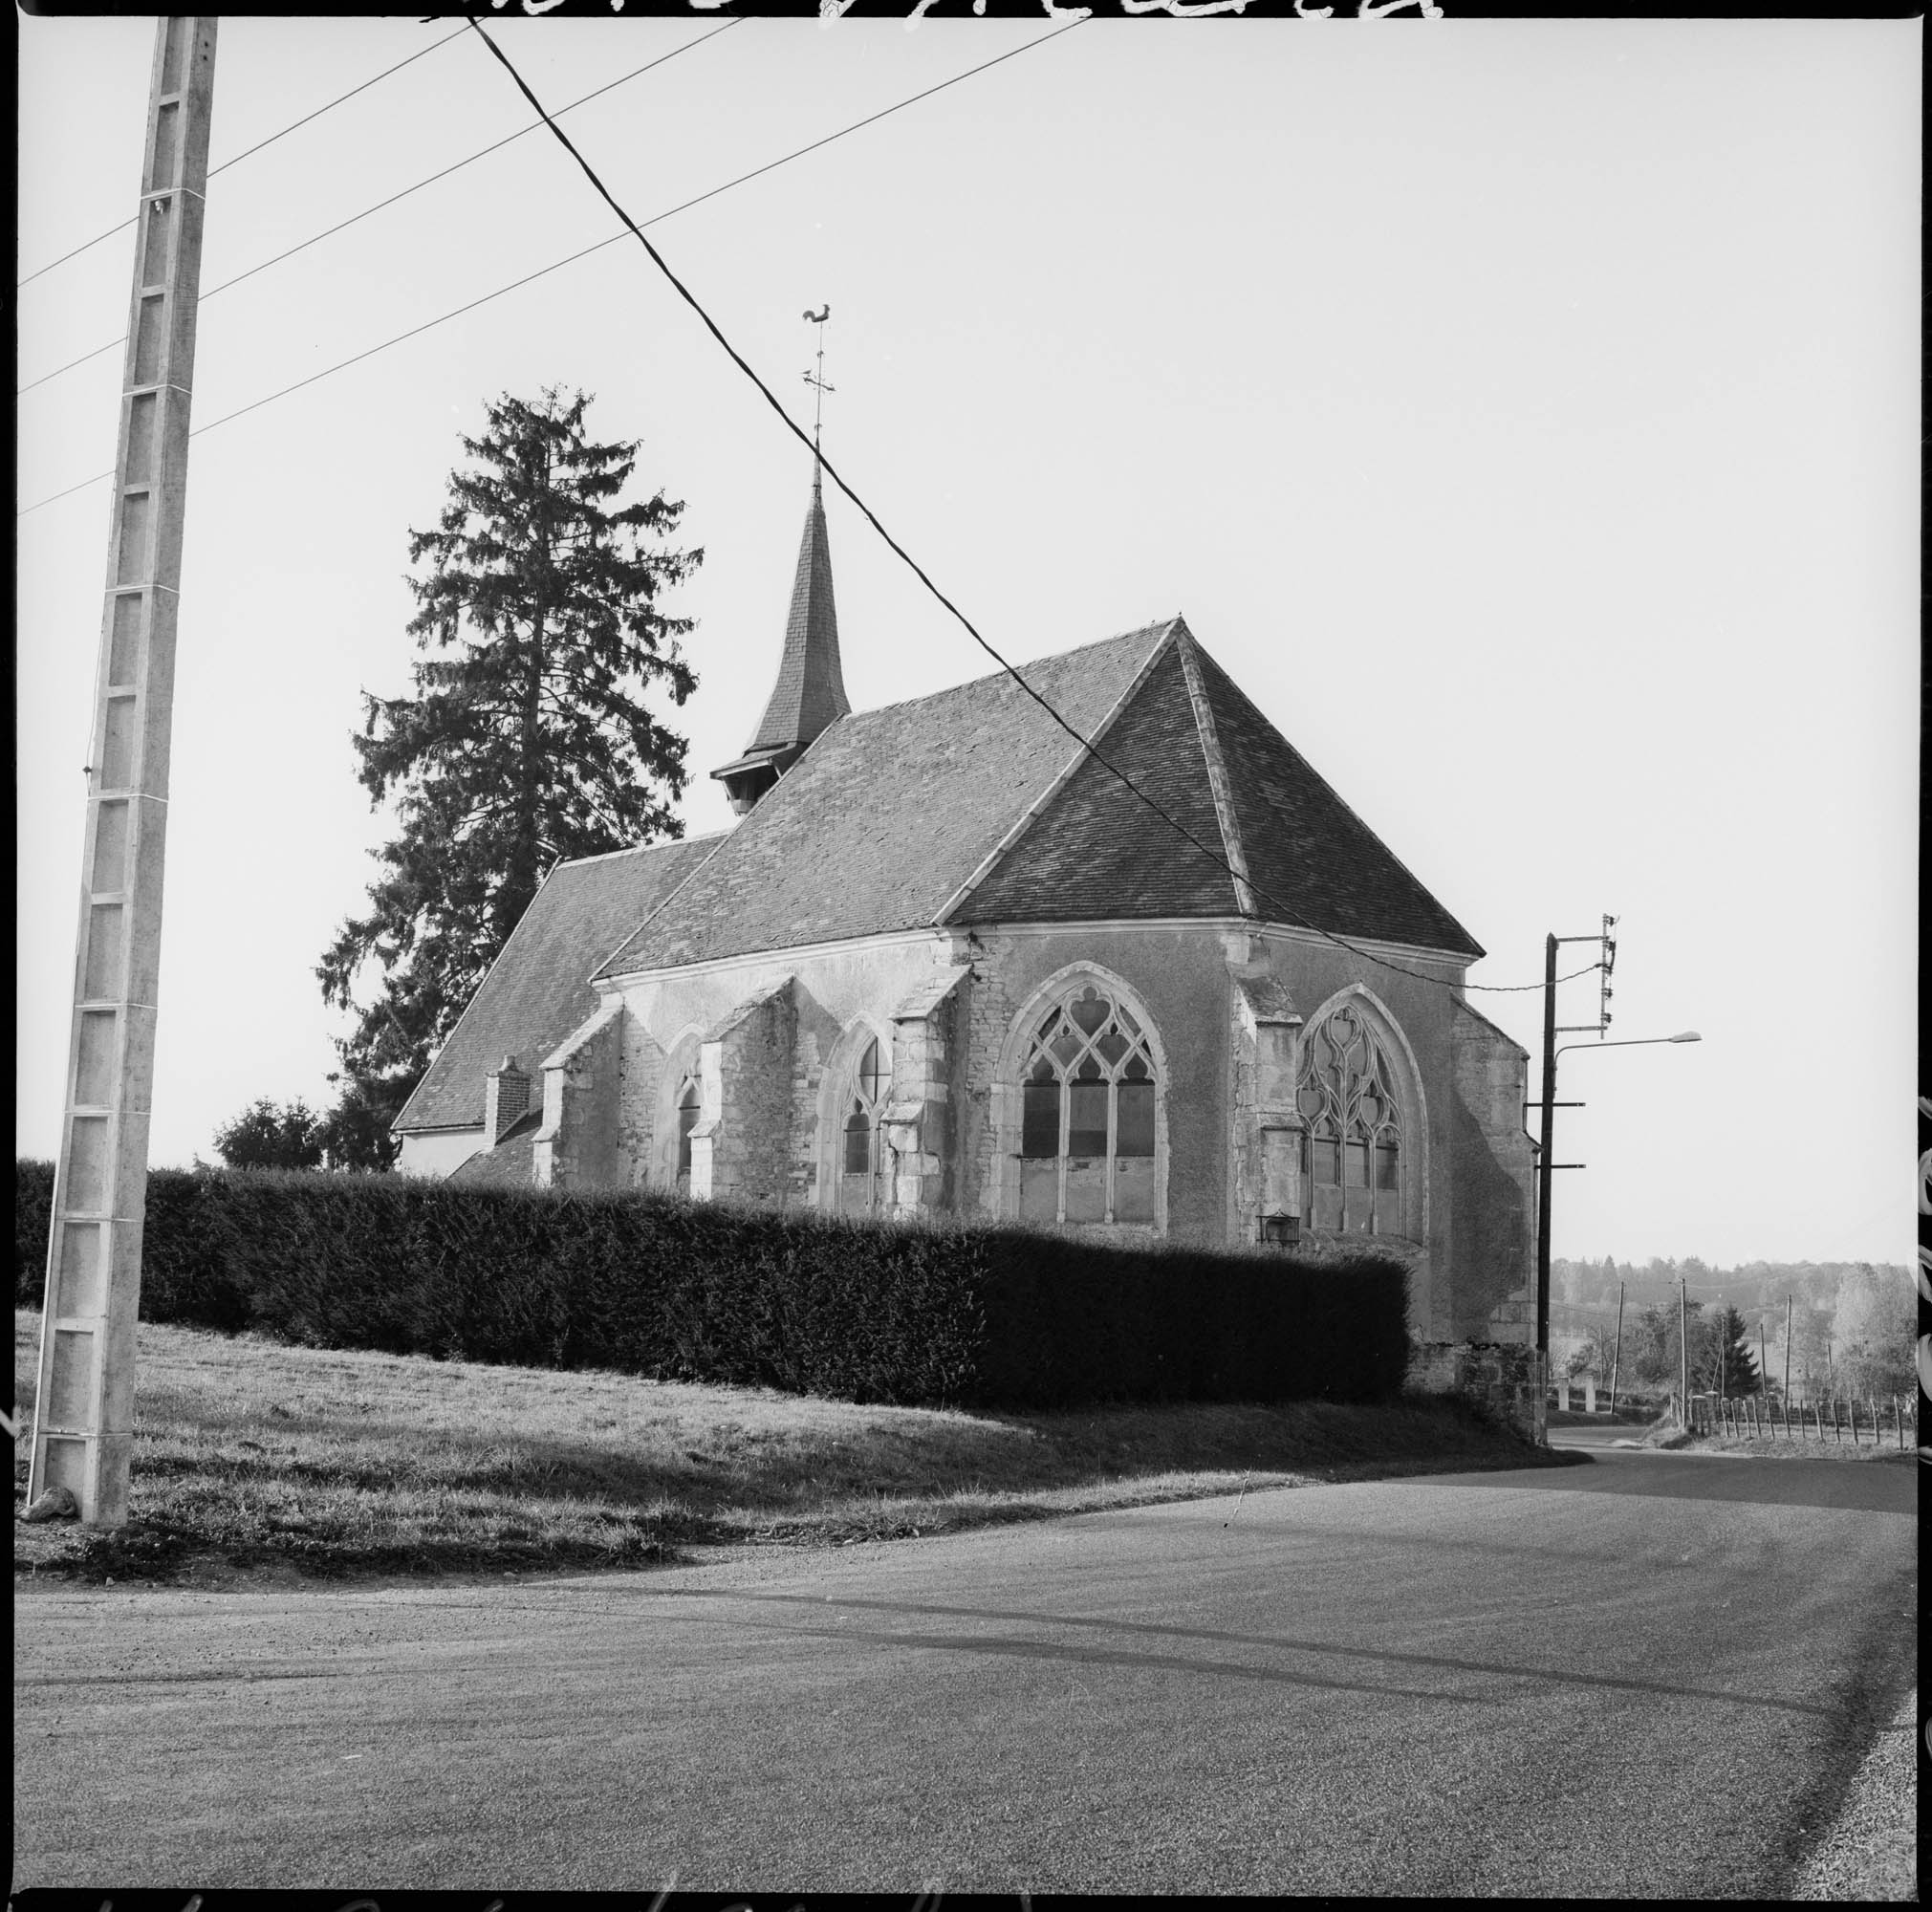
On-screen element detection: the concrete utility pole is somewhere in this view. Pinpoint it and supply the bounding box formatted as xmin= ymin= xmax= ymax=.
xmin=1784 ymin=1295 xmax=1792 ymax=1407
xmin=27 ymin=17 xmax=217 ymax=1528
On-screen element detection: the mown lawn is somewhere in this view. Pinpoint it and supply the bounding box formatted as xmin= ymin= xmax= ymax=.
xmin=14 ymin=1309 xmax=1568 ymax=1585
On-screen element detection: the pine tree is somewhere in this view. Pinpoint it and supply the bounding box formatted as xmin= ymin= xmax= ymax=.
xmin=317 ymin=389 xmax=700 ymax=1138
xmin=1693 ymin=1303 xmax=1761 ymax=1397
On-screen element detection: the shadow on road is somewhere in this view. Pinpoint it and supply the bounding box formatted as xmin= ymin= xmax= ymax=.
xmin=642 ymin=1586 xmax=1879 ymax=1725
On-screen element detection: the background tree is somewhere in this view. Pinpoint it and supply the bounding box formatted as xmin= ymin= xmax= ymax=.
xmin=1571 ymin=1319 xmax=1618 ymax=1381
xmin=1828 ymin=1264 xmax=1915 ymax=1398
xmin=316 ymin=389 xmax=700 ymax=1144
xmin=313 ymin=1076 xmax=403 ymax=1173
xmin=1629 ymin=1296 xmax=1705 ymax=1391
xmin=1691 ymin=1303 xmax=1760 ymax=1396
xmin=212 ymin=1098 xmax=324 ymax=1171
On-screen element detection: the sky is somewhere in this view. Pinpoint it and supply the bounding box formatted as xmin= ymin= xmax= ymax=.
xmin=15 ymin=14 xmax=1920 ymax=1269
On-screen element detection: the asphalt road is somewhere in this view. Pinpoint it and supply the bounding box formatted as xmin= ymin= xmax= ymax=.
xmin=12 ymin=1449 xmax=1917 ymax=1896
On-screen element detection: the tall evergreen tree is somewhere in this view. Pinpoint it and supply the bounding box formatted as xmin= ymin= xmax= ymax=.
xmin=1693 ymin=1303 xmax=1761 ymax=1396
xmin=317 ymin=389 xmax=700 ymax=1135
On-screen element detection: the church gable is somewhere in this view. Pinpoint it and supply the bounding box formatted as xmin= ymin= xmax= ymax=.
xmin=1192 ymin=643 xmax=1484 ymax=959
xmin=953 ymin=638 xmax=1241 ymax=923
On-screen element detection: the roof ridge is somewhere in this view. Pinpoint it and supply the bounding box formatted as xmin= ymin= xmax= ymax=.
xmin=842 ymin=619 xmax=1182 ymax=725
xmin=557 ymin=828 xmax=732 ymax=872
xmin=1192 ymin=642 xmax=1485 ymax=961
xmin=586 ymin=830 xmax=731 ymax=982
xmin=1171 ymin=624 xmax=1256 ymax=920
xmin=936 ymin=620 xmax=1181 ymax=924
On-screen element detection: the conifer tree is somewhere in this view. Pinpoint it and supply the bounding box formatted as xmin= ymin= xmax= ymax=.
xmin=317 ymin=389 xmax=701 ymax=1141
xmin=1693 ymin=1303 xmax=1761 ymax=1396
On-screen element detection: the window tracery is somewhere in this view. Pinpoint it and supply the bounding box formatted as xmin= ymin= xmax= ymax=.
xmin=1016 ymin=981 xmax=1158 ymax=1227
xmin=1296 ymin=1002 xmax=1403 ymax=1235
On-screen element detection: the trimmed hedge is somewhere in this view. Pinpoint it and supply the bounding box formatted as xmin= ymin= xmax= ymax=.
xmin=12 ymin=1158 xmax=1409 ymax=1409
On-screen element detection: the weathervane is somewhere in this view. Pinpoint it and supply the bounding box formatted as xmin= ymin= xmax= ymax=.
xmin=801 ymin=304 xmax=833 ymax=468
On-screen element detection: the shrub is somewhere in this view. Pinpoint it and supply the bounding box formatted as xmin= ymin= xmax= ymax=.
xmin=12 ymin=1160 xmax=1408 ymax=1410
xmin=14 ymin=1159 xmax=55 ymax=1306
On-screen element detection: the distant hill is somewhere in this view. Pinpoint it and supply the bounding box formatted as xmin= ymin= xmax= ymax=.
xmin=1548 ymin=1258 xmax=1900 ymax=1324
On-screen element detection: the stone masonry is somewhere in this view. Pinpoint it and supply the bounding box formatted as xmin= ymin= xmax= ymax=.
xmin=1225 ymin=942 xmax=1304 ymax=1249
xmin=691 ymin=977 xmax=797 ymax=1206
xmin=882 ymin=971 xmax=966 ymax=1215
xmin=1447 ymin=1000 xmax=1537 ymax=1340
xmin=1410 ymin=1339 xmax=1547 ymax=1445
xmin=533 ymin=1000 xmax=623 ymax=1191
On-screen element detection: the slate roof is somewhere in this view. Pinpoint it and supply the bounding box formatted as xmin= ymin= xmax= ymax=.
xmin=745 ymin=470 xmax=850 ymax=757
xmin=599 ymin=623 xmax=1175 ymax=975
xmin=1189 ymin=641 xmax=1481 ymax=957
xmin=446 ymin=1113 xmax=540 ymax=1186
xmin=961 ymin=623 xmax=1480 ymax=955
xmin=394 ymin=833 xmax=726 ymax=1133
xmin=598 ymin=616 xmax=1480 ymax=977
xmin=961 ymin=636 xmax=1237 ymax=921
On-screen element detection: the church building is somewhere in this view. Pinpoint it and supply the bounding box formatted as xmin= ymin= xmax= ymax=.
xmin=393 ymin=469 xmax=1537 ymax=1346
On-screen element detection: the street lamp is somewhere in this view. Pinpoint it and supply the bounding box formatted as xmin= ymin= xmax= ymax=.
xmin=1533 ymin=1025 xmax=1702 ymax=1376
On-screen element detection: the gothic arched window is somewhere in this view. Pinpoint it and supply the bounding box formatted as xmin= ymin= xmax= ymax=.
xmin=1296 ymin=1002 xmax=1403 ymax=1236
xmin=839 ymin=1035 xmax=890 ymax=1212
xmin=674 ymin=1075 xmax=701 ymax=1194
xmin=1017 ymin=981 xmax=1158 ymax=1227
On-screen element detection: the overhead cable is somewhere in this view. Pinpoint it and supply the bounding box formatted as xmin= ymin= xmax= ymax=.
xmin=15 ymin=25 xmax=469 ymax=291
xmin=16 ymin=21 xmax=745 ymax=399
xmin=17 ymin=24 xmax=1090 ymax=514
xmin=464 ymin=18 xmax=1583 ymax=1004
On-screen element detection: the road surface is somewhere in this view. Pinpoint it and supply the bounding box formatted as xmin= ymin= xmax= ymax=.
xmin=12 ymin=1449 xmax=1916 ymax=1895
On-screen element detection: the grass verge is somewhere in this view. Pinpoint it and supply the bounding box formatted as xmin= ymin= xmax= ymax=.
xmin=14 ymin=1309 xmax=1573 ymax=1587
xmin=1633 ymin=1408 xmax=1914 ymax=1460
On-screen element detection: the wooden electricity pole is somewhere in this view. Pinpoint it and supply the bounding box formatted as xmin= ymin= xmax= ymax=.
xmin=1677 ymin=1277 xmax=1689 ymax=1425
xmin=27 ymin=17 xmax=217 ymax=1528
xmin=1609 ymin=1280 xmax=1623 ymax=1413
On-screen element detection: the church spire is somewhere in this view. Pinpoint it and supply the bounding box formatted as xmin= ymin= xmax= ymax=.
xmin=710 ymin=307 xmax=852 ymax=816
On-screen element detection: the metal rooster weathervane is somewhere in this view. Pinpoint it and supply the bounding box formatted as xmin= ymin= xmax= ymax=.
xmin=802 ymin=304 xmax=833 ymax=458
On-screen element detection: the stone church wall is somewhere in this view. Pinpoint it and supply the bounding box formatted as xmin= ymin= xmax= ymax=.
xmin=533 ymin=999 xmax=623 ymax=1191
xmin=956 ymin=921 xmax=1234 ymax=1244
xmin=694 ymin=978 xmax=797 ymax=1206
xmin=1445 ymin=1000 xmax=1536 ymax=1341
xmin=1214 ymin=926 xmax=1471 ymax=1338
xmin=610 ymin=933 xmax=961 ymax=1210
xmin=591 ymin=923 xmax=1521 ymax=1350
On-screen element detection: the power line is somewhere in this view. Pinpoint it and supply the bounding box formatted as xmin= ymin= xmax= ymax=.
xmin=15 ymin=25 xmax=469 ymax=292
xmin=464 ymin=18 xmax=1590 ymax=1005
xmin=16 ymin=22 xmax=746 ymax=400
xmin=17 ymin=26 xmax=1091 ymax=514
